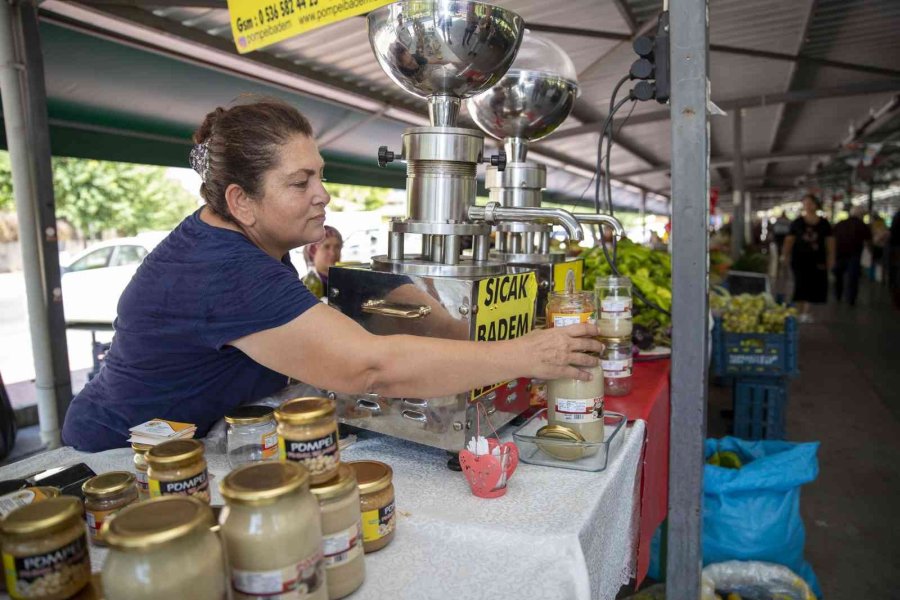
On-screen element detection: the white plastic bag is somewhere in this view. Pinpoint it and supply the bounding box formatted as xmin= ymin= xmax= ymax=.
xmin=700 ymin=561 xmax=816 ymax=600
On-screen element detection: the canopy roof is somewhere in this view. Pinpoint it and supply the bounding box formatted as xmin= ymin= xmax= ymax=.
xmin=11 ymin=0 xmax=900 ymax=215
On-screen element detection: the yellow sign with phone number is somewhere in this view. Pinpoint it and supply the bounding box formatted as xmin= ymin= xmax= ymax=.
xmin=227 ymin=0 xmax=392 ymax=54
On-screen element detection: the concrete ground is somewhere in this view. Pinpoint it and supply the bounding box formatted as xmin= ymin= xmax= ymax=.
xmin=709 ymin=278 xmax=900 ymax=598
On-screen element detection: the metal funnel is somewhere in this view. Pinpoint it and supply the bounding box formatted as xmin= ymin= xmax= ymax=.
xmin=368 ymin=1 xmax=525 ymax=126
xmin=467 ymin=33 xmax=579 ymax=161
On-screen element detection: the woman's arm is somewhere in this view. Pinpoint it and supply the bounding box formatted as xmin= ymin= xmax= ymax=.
xmin=781 ymin=235 xmax=795 ymax=264
xmin=231 ymin=304 xmax=602 ymax=399
xmin=826 ymin=236 xmax=836 ymax=271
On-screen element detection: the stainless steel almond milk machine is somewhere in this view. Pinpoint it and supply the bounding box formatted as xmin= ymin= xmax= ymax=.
xmin=328 ymin=2 xmax=589 ymax=453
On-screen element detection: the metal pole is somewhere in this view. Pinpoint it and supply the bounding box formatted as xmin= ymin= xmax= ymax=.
xmin=0 ymin=0 xmax=64 ymax=447
xmin=667 ymin=0 xmax=709 ymax=597
xmin=867 ymin=181 xmax=874 ymax=220
xmin=744 ymin=190 xmax=753 ymax=247
xmin=19 ymin=0 xmax=72 ymax=425
xmin=731 ymin=108 xmax=745 ymax=258
xmin=641 ymin=190 xmax=647 ymax=242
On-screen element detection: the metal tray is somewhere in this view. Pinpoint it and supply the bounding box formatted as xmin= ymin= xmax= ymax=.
xmin=512 ymin=409 xmax=627 ymax=472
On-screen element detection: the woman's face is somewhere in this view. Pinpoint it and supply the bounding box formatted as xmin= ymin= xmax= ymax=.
xmin=802 ymin=196 xmax=817 ymax=215
xmin=252 ymin=134 xmax=331 ymax=252
xmin=314 ymin=236 xmax=342 ymax=273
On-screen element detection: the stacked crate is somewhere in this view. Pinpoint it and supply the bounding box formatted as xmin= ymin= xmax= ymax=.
xmin=712 ymin=317 xmax=798 ymax=440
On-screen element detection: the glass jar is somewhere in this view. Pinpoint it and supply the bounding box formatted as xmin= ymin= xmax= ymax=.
xmin=102 ymin=496 xmax=226 ymax=600
xmin=310 ymin=463 xmax=365 ymax=599
xmin=81 ymin=472 xmax=138 ymax=546
xmin=601 ymin=336 xmax=634 ymax=396
xmin=547 ymin=362 xmax=605 ymax=445
xmin=275 ymin=397 xmax=340 ymax=484
xmin=546 ymin=290 xmax=595 ymax=328
xmin=225 ymin=405 xmax=279 ymax=469
xmin=220 ymin=461 xmax=326 ymax=600
xmin=595 ymin=276 xmax=633 ymax=338
xmin=347 ymin=461 xmax=395 ymax=553
xmin=0 ymin=487 xmax=60 ymax=519
xmin=146 ymin=439 xmax=210 ymax=503
xmin=1 ymin=497 xmax=91 ymax=600
xmin=131 ymin=443 xmax=151 ymax=501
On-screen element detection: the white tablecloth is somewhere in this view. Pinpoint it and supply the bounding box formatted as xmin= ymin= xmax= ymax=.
xmin=0 ymin=420 xmax=645 ymax=600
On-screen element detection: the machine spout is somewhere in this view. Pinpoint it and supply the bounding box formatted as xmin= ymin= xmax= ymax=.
xmin=573 ymin=213 xmax=624 ymax=238
xmin=469 ymin=202 xmax=584 ymax=241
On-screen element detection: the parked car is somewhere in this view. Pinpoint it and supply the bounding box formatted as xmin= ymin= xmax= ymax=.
xmin=61 ymin=232 xmax=168 ymax=325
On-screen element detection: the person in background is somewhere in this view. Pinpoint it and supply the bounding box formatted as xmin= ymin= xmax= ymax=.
xmin=831 ymin=205 xmax=871 ymax=306
xmin=890 ymin=209 xmax=900 ymax=309
xmin=302 ymin=225 xmax=342 ymax=299
xmin=870 ymin=213 xmax=889 ymax=282
xmin=782 ymin=194 xmax=835 ymax=322
xmin=772 ymin=211 xmax=792 ymax=256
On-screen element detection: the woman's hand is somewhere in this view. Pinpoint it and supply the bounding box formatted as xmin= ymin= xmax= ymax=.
xmin=509 ymin=323 xmax=604 ymax=382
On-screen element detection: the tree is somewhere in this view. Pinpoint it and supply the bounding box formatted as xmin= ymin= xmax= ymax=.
xmin=325 ymin=182 xmax=392 ymax=212
xmin=0 ymin=152 xmax=198 ymax=238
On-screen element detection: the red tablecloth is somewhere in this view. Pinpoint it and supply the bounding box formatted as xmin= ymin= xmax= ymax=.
xmin=606 ymin=358 xmax=670 ymax=587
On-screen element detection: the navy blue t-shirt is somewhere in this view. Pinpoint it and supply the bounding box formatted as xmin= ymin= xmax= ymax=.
xmin=62 ymin=210 xmax=319 ymax=451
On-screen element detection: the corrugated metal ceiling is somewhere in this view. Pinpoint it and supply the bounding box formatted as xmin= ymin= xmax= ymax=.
xmin=38 ymin=0 xmax=900 ymax=211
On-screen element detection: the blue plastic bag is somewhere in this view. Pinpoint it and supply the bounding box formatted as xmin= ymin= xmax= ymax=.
xmin=703 ymin=437 xmax=821 ymax=597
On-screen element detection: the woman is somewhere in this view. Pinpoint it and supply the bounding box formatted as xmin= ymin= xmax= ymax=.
xmin=61 ymin=99 xmax=601 ymax=451
xmin=782 ymin=194 xmax=835 ymax=322
xmin=302 ymin=225 xmax=342 ymax=299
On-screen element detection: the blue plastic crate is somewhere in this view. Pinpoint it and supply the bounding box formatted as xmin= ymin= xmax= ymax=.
xmin=733 ymin=376 xmax=788 ymax=440
xmin=712 ymin=317 xmax=798 ymax=378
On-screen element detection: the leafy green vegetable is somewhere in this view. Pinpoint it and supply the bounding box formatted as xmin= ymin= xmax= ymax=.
xmin=579 ymin=239 xmax=673 ymax=346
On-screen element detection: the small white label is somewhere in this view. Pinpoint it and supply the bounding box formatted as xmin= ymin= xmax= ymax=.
xmin=135 ymin=471 xmax=148 ymax=488
xmin=323 ymin=522 xmax=363 ymax=567
xmin=600 ymin=297 xmax=632 ymax=319
xmin=232 ymin=550 xmax=324 ymax=599
xmin=263 ymin=432 xmax=278 ymax=450
xmin=552 ymin=314 xmax=587 ymax=327
xmin=554 ymin=397 xmax=603 ymax=422
xmin=232 ymin=568 xmax=283 ymax=594
xmin=0 ymin=490 xmax=36 ymax=518
xmin=602 ymin=358 xmax=633 ymax=378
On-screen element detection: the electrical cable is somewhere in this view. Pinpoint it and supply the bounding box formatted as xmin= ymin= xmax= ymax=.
xmin=594 ymin=87 xmax=672 ymax=318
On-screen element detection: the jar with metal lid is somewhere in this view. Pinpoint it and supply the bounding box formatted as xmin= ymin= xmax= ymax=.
xmin=225 ymin=405 xmax=279 ymax=469
xmin=348 ymin=461 xmax=395 ymax=553
xmin=101 ymin=496 xmax=226 ymax=600
xmin=536 ymin=423 xmax=588 ymax=461
xmin=310 ymin=463 xmax=365 ymax=599
xmin=146 ymin=439 xmax=210 ymax=503
xmin=0 ymin=487 xmax=60 ymax=519
xmin=275 ymin=397 xmax=340 ymax=484
xmin=595 ymin=276 xmax=633 ymax=338
xmin=81 ymin=472 xmax=138 ymax=547
xmin=601 ymin=336 xmax=633 ymax=396
xmin=546 ymin=289 xmax=595 ymax=329
xmin=547 ymin=361 xmax=605 ymax=445
xmin=131 ymin=443 xmax=151 ymax=500
xmin=1 ymin=497 xmax=91 ymax=600
xmin=82 ymin=472 xmax=138 ymax=547
xmin=220 ymin=461 xmax=326 ymax=600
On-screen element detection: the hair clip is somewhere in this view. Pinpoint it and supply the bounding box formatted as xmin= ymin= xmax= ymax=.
xmin=189 ymin=141 xmax=210 ymax=183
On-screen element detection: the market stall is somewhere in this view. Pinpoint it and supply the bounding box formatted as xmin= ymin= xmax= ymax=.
xmin=0 ymin=0 xmax=697 ymax=596
xmin=0 ymin=416 xmax=658 ymax=599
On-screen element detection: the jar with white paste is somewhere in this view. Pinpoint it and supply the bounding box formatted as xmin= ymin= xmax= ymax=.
xmin=220 ymin=461 xmax=326 ymax=600
xmin=309 ymin=463 xmax=365 ymax=599
xmin=101 ymin=496 xmax=226 ymax=600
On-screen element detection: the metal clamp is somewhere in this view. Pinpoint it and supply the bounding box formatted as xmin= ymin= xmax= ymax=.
xmin=362 ymin=299 xmax=432 ymax=319
xmin=401 ymin=410 xmax=428 ymax=424
xmin=356 ymin=398 xmax=381 ymax=413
